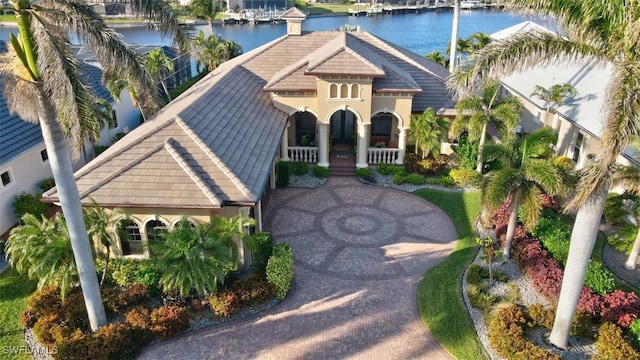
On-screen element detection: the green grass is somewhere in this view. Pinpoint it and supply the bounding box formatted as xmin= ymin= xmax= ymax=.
xmin=415 ymin=189 xmax=488 ymax=360
xmin=593 ymin=231 xmax=640 ymax=296
xmin=0 ymin=268 xmax=37 ymax=360
xmin=303 ymin=4 xmax=353 ymax=15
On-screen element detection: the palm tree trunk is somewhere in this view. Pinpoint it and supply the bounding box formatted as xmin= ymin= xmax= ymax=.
xmin=448 ymin=0 xmax=460 ymax=73
xmin=476 ymin=122 xmax=488 ymax=173
xmin=209 ymin=21 xmax=214 ymax=36
xmin=37 ymin=89 xmax=107 ymax=332
xmin=549 ymin=186 xmax=608 ymax=349
xmin=503 ymin=194 xmax=519 ymax=259
xmin=625 ymin=229 xmax=640 ymax=270
xmin=161 ymin=80 xmax=172 ymax=102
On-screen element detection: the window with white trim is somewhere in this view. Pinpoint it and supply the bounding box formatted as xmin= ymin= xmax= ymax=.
xmin=572 ymin=132 xmax=584 ymax=163
xmin=118 ymin=219 xmax=144 ymax=256
xmin=40 ymin=149 xmax=49 ymax=162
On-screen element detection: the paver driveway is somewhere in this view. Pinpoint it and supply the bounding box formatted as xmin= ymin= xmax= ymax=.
xmin=139 ymin=177 xmax=457 ymax=360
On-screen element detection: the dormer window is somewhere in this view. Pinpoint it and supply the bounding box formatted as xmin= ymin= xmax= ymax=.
xmin=328 ymin=83 xmax=361 ymax=100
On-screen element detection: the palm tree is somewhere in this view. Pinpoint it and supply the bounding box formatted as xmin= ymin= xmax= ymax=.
xmin=450 ymin=80 xmax=522 ymax=173
xmin=190 ymin=31 xmax=242 ymax=73
xmin=448 ymin=0 xmax=640 ymax=349
xmin=468 ymin=32 xmax=491 ymax=53
xmin=154 ymin=218 xmax=232 ymax=297
xmin=145 ymin=48 xmax=175 ymax=102
xmin=530 ymin=83 xmax=578 ymax=127
xmin=611 ymin=165 xmax=640 ymax=270
xmin=83 ymin=199 xmax=124 ymax=287
xmin=6 ymin=213 xmax=76 ymax=299
xmin=0 ymin=0 xmax=186 ymax=331
xmin=482 ymin=128 xmax=572 ymax=258
xmin=425 ymin=51 xmax=449 ymax=68
xmin=448 ymin=0 xmax=460 ymax=72
xmin=409 ymin=108 xmax=451 ymax=159
xmin=188 ymin=0 xmax=219 ymax=35
xmin=447 ymin=37 xmax=473 ymax=68
xmin=210 ymin=215 xmax=257 ymax=266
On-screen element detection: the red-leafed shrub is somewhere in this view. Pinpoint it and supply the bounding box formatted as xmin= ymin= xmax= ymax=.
xmin=124 ymin=306 xmax=151 ymax=329
xmin=149 ymin=305 xmax=190 ymax=339
xmin=210 ymin=291 xmax=240 ymax=317
xmin=541 ymin=194 xmax=560 ymax=212
xmin=600 ymin=290 xmax=640 ymax=327
xmin=577 ymin=287 xmax=601 ymax=316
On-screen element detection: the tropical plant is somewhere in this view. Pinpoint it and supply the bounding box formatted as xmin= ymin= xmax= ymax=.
xmin=450 ymin=80 xmax=522 ymax=173
xmin=210 ymin=215 xmax=257 ymax=265
xmin=482 ymin=128 xmax=572 ymax=259
xmin=83 ymin=199 xmax=124 ymax=286
xmin=530 ymin=83 xmax=578 ymax=127
xmin=190 ymin=31 xmax=243 ymax=72
xmin=448 ymin=0 xmax=640 ymax=348
xmin=153 ymin=218 xmax=232 ymax=297
xmin=0 ymin=0 xmax=188 ymax=331
xmin=468 ymin=32 xmax=491 ymax=53
xmin=447 ymin=37 xmax=473 ymax=68
xmin=145 ymin=48 xmax=174 ymax=102
xmin=6 ymin=213 xmax=76 ymax=299
xmin=409 ymin=108 xmax=451 ymax=159
xmin=425 ymin=50 xmax=448 ymax=68
xmin=188 ymin=0 xmax=219 ymax=35
xmin=612 ymin=165 xmax=640 ymax=270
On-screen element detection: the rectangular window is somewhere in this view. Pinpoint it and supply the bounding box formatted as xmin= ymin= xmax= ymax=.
xmin=40 ymin=149 xmax=49 ymax=162
xmin=109 ymin=109 xmax=118 ymax=129
xmin=1 ymin=171 xmax=11 ymax=186
xmin=572 ymin=132 xmax=584 ymax=163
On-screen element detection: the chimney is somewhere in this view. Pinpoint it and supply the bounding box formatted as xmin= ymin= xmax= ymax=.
xmin=280 ymin=8 xmax=307 ymax=36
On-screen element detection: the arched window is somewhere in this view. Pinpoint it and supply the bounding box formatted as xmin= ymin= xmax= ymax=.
xmin=340 ymin=84 xmax=349 ymax=98
xmin=118 ymin=219 xmax=143 ymax=256
xmin=350 ymin=84 xmax=360 ymax=99
xmin=145 ymin=220 xmax=168 ymax=243
xmin=329 ymin=83 xmax=338 ymax=98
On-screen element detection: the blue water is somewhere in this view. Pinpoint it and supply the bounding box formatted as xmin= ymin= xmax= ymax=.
xmin=0 ymin=10 xmax=542 ymax=56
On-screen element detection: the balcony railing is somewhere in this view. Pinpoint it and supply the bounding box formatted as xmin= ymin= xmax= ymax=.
xmin=288 ymin=146 xmax=318 ymax=163
xmin=367 ymin=148 xmax=399 ymax=165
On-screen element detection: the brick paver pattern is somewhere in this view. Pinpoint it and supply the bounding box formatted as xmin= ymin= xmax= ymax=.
xmin=139 ymin=177 xmax=457 ymax=360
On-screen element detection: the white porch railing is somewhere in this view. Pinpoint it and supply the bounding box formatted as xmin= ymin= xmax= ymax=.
xmin=288 ymin=146 xmax=318 ymax=163
xmin=367 ymin=148 xmax=399 ymax=164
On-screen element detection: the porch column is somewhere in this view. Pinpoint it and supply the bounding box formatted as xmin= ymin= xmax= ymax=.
xmin=318 ymin=122 xmax=329 ymax=167
xmin=256 ymin=200 xmax=263 ymax=232
xmin=270 ymin=161 xmax=276 ymax=189
xmin=237 ymin=207 xmax=252 ymax=270
xmin=395 ymin=127 xmax=408 ymax=165
xmin=356 ymin=123 xmax=370 ymax=168
xmin=280 ymin=122 xmax=290 ymax=161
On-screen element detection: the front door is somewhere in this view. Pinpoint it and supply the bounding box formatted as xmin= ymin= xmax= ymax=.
xmin=330 ymin=110 xmax=356 ymax=145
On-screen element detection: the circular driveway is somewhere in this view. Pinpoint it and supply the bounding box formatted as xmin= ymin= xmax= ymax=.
xmin=139 ymin=177 xmax=457 ymax=360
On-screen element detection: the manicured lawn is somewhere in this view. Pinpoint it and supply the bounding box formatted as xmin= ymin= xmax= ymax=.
xmin=0 ymin=268 xmax=37 ymax=360
xmin=303 ymin=4 xmax=353 ymax=15
xmin=415 ymin=189 xmax=488 ymax=360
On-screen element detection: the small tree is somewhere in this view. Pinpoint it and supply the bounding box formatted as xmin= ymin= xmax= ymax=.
xmin=530 ymin=83 xmax=578 ymax=127
xmin=409 ymin=108 xmax=451 ymax=159
xmin=83 ymin=199 xmax=124 ymax=286
xmin=476 ymin=237 xmax=496 ymax=285
xmin=145 ymin=48 xmax=175 ymax=102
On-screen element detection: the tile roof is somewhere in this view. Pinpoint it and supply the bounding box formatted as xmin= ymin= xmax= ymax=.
xmin=45 ymin=29 xmax=454 ymax=208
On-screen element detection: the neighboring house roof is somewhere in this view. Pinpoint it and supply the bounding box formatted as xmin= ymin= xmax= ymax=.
xmin=0 ymin=41 xmax=115 ymax=166
xmin=490 ymin=20 xmax=554 ymax=41
xmin=44 ymin=30 xmax=454 ymax=208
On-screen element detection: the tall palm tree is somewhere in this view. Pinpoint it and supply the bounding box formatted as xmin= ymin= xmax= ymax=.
xmin=450 ymin=80 xmax=522 ymax=173
xmin=447 ymin=37 xmax=473 ymax=68
xmin=448 ymin=0 xmax=460 ymax=72
xmin=191 ymin=31 xmax=242 ymax=72
xmin=83 ymin=199 xmax=124 ymax=287
xmin=145 ymin=48 xmax=175 ymax=102
xmin=6 ymin=213 xmax=76 ymax=299
xmin=468 ymin=32 xmax=491 ymax=53
xmin=189 ymin=0 xmax=219 ymax=35
xmin=0 ymin=0 xmax=186 ymax=331
xmin=483 ymin=128 xmax=572 ymax=258
xmin=409 ymin=108 xmax=451 ymax=159
xmin=448 ymin=0 xmax=640 ymax=349
xmin=425 ymin=50 xmax=449 ymax=68
xmin=154 ymin=218 xmax=231 ymax=297
xmin=530 ymin=83 xmax=578 ymax=127
xmin=611 ymin=165 xmax=640 ymax=270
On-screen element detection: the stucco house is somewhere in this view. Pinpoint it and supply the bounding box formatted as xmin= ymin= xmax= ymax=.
xmin=42 ymin=9 xmax=455 ymax=263
xmin=491 ymin=21 xmax=639 ymax=170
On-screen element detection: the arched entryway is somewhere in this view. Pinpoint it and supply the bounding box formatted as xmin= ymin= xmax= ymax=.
xmin=330 ymin=110 xmax=357 ymax=148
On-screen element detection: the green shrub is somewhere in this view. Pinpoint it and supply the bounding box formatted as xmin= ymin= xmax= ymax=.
xmin=12 ymin=192 xmax=50 ymax=220
xmin=450 ymin=168 xmax=483 ymax=188
xmin=356 ymin=168 xmax=372 ymax=177
xmin=466 ymin=264 xmax=485 ymax=285
xmin=532 ymin=215 xmax=571 ymax=264
xmin=466 ymin=284 xmax=496 ymax=313
xmin=554 ymin=156 xmax=574 ymax=170
xmin=209 ymin=291 xmax=240 ymax=317
xmin=392 ymin=173 xmax=406 ymax=184
xmin=378 ymin=162 xmax=405 ymax=176
xmin=595 ymin=322 xmax=640 ymax=360
xmin=438 ymin=175 xmax=455 ymax=187
xmin=253 ymin=232 xmax=274 ymax=272
xmin=313 ymin=166 xmax=329 ymax=178
xmin=585 ymin=259 xmax=616 ymax=295
xmin=610 ymin=224 xmax=638 ymax=254
xmin=93 ymin=144 xmax=109 ymax=157
xmin=604 ymin=193 xmax=629 ymax=225
xmin=630 ymin=318 xmax=640 ymax=347
xmin=277 ymin=161 xmax=290 ymax=187
xmin=37 ymin=177 xmax=56 ymax=192
xmin=405 ymin=173 xmax=426 ymax=185
xmin=451 ymin=133 xmax=479 ymax=171
xmin=290 ymin=161 xmax=309 ymax=176
xmin=266 ymin=243 xmax=294 ymax=300
xmin=425 ymin=177 xmax=440 ymax=185
xmin=112 ymin=132 xmax=126 ymax=143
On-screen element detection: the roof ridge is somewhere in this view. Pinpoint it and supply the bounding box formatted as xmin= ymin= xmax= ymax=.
xmin=342 ymin=33 xmax=385 ymax=74
xmin=174 ymin=117 xmax=253 ymax=199
xmin=76 ymin=142 xmax=166 ymax=200
xmin=164 ymin=138 xmax=222 ymax=207
xmin=264 ymin=59 xmax=309 ymax=89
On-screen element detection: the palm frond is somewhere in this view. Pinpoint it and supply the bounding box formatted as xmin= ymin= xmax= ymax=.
xmin=613 ymin=165 xmax=640 ymax=194
xmin=519 ymin=184 xmax=543 ymax=231
xmin=483 ymin=167 xmax=520 ymax=210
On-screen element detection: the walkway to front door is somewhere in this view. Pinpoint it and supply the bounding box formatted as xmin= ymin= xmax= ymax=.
xmin=138 ymin=178 xmax=457 ymax=360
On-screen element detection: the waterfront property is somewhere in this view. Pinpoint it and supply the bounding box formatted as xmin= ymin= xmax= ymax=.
xmin=42 ymin=8 xmax=455 ymax=265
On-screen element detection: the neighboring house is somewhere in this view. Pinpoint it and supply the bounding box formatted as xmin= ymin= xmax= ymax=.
xmin=491 ymin=21 xmax=639 ymax=170
xmin=0 ymin=41 xmax=141 ymax=236
xmin=43 ymin=9 xmax=455 ymax=265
